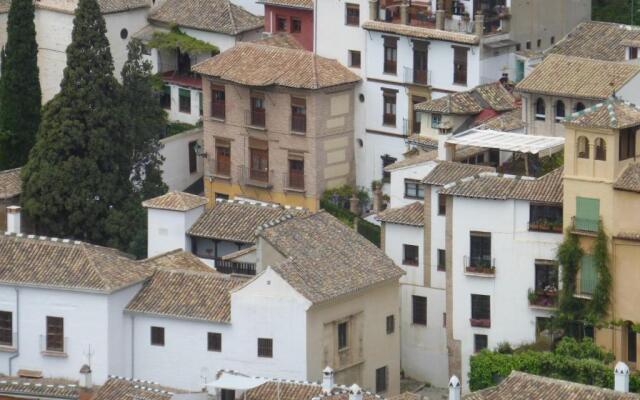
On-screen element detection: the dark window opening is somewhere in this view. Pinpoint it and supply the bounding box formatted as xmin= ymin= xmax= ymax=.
xmin=383 ymin=90 xmax=397 ymax=126
xmin=381 ymin=154 xmax=397 ymax=183
xmin=211 ymin=86 xmax=225 ymax=119
xmin=620 ymin=128 xmax=637 ymax=161
xmin=151 ymin=326 xmax=165 ymax=346
xmin=46 ymin=316 xmax=64 ymax=352
xmin=386 ymin=315 xmax=394 ymax=334
xmin=338 ymin=322 xmax=348 ymax=350
xmin=291 ymin=97 xmax=307 ymax=133
xmin=288 ymin=158 xmax=305 ymax=190
xmin=179 ymin=88 xmax=191 ymax=113
xmin=471 ymin=294 xmax=490 ymax=327
xmin=453 ymin=46 xmax=468 ymax=85
xmin=384 ymin=37 xmax=398 ymax=74
xmin=412 ymin=295 xmax=427 ymax=325
xmin=188 ymin=140 xmax=197 ymax=173
xmin=375 ymin=366 xmax=388 ymax=393
xmin=208 ymin=332 xmax=222 ymax=352
xmin=474 ymin=334 xmax=488 ymax=353
xmin=346 ymin=3 xmax=360 ymax=25
xmin=437 ymin=249 xmax=446 ymax=271
xmin=0 ymin=311 xmax=11 ymax=347
xmin=470 ymin=232 xmax=491 ymax=269
xmin=403 ymin=244 xmax=419 ymax=266
xmin=349 ymin=50 xmax=361 ymax=68
xmin=438 ymin=193 xmax=446 ymax=215
xmin=276 ymin=15 xmax=287 ymax=31
xmin=291 ymin=17 xmax=302 ymax=33
xmin=258 ymin=338 xmax=273 ymax=358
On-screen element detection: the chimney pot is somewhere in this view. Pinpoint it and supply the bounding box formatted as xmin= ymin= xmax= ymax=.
xmin=368 ymin=0 xmax=378 ymax=21
xmin=400 ymin=1 xmax=409 ymax=25
xmin=448 ymin=375 xmax=461 ymax=400
xmin=615 ymin=361 xmax=630 ymax=393
xmin=322 ymin=366 xmax=335 ymax=394
xmin=79 ymin=364 xmax=93 ymax=390
xmin=474 ymin=12 xmax=485 ymax=36
xmin=349 ymin=384 xmax=363 ymax=400
xmin=6 ymin=206 xmax=21 ymax=235
xmin=436 ymin=10 xmax=445 ymax=30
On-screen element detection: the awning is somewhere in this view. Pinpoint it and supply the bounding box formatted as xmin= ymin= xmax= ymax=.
xmin=446 ymin=129 xmax=565 ymax=157
xmin=206 ymin=372 xmax=268 ymax=391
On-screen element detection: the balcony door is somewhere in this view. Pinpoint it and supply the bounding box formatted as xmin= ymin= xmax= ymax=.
xmin=249 ymin=140 xmax=269 ymax=182
xmin=413 ymin=41 xmax=428 ymax=85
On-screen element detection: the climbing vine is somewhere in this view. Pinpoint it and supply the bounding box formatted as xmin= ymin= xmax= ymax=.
xmin=556 ymin=229 xmax=584 ymax=325
xmin=588 ymin=225 xmax=612 ymax=322
xmin=148 ymin=25 xmax=219 ymax=54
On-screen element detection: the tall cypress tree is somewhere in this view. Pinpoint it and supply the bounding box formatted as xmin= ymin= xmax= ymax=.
xmin=21 ymin=0 xmax=129 ymax=243
xmin=0 ymin=0 xmax=41 ymax=169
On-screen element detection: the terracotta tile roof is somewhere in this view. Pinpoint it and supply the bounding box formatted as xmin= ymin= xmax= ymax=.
xmin=126 ymin=269 xmax=248 ymax=322
xmin=245 ymin=381 xmax=322 ymax=400
xmin=141 ymin=249 xmax=213 ymax=272
xmin=0 ymin=234 xmax=149 ymax=292
xmin=614 ymin=163 xmax=640 ymax=193
xmin=515 ymin=55 xmax=640 ymax=100
xmin=478 ymin=108 xmax=525 ymax=132
xmin=464 ymin=371 xmax=640 ymax=399
xmin=0 ymin=168 xmax=21 ymax=200
xmin=416 ymin=83 xmax=516 ymax=115
xmin=193 ymin=42 xmax=361 ymax=89
xmin=142 ymin=191 xmax=208 ymax=211
xmin=0 ymin=377 xmax=80 ymax=399
xmin=257 ymin=0 xmax=313 ymax=10
xmin=254 ymin=33 xmax=305 ymax=49
xmin=93 ymin=377 xmax=182 ymax=400
xmin=221 ymin=245 xmax=257 ymax=260
xmin=440 ymin=167 xmax=563 ymax=204
xmin=547 ymin=21 xmax=640 ymax=62
xmin=405 ymin=135 xmax=439 ymax=149
xmin=377 ymin=201 xmax=424 ymax=226
xmin=149 ymin=0 xmax=262 ymax=35
xmin=97 ymin=0 xmax=148 ymax=13
xmin=564 ymin=99 xmax=640 ymax=129
xmin=388 ymin=393 xmax=422 ymax=400
xmin=188 ymin=199 xmax=308 ymax=243
xmin=384 ymin=149 xmax=438 ymax=171
xmin=616 ymin=232 xmax=640 ymax=242
xmin=422 ymin=161 xmax=494 ymax=186
xmin=258 ymin=211 xmax=404 ymax=303
xmin=362 ymin=20 xmax=479 ymax=45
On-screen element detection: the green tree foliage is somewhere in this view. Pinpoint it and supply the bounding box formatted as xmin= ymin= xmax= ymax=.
xmin=593 ymin=0 xmax=640 ymax=25
xmin=0 ymin=0 xmax=41 ymax=169
xmin=22 ymin=0 xmax=131 ymax=244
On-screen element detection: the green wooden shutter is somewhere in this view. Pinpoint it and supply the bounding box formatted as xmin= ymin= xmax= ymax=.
xmin=576 ymin=197 xmax=600 ymax=232
xmin=580 ymin=255 xmax=598 ymax=295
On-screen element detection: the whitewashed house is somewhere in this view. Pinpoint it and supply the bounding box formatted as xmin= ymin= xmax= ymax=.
xmin=158 ymin=128 xmax=204 ymax=192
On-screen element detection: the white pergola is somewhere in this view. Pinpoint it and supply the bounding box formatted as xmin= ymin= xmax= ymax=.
xmin=446 ymin=129 xmax=565 ymax=157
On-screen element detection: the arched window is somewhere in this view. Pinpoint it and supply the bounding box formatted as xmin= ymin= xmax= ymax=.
xmin=555 ymin=100 xmax=565 ymax=121
xmin=577 ymin=136 xmax=590 ymax=159
xmin=575 ymin=102 xmax=586 ymax=112
xmin=595 ymin=137 xmax=606 ymax=161
xmin=535 ymin=98 xmax=546 ymax=121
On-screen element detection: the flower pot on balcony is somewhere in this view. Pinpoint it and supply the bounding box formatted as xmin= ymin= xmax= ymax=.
xmin=470 ymin=318 xmax=491 ymax=328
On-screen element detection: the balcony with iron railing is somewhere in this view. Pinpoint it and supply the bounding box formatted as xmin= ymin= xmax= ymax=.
xmin=571 ymin=216 xmax=599 ymax=235
xmin=384 ymin=59 xmax=397 ymax=75
xmin=210 ymin=157 xmax=231 ymax=179
xmin=245 ymin=109 xmax=266 ymax=129
xmin=464 ymin=255 xmax=496 ymax=277
xmin=291 ymin=113 xmax=306 ymax=134
xmin=238 ymin=166 xmax=272 ymax=189
xmin=0 ymin=332 xmax=16 ymax=351
xmin=210 ymin=101 xmax=225 ymax=120
xmin=40 ymin=335 xmax=68 ymax=357
xmin=403 ymin=67 xmax=431 ymax=86
xmin=528 ymin=288 xmax=558 ymax=309
xmin=528 ymin=219 xmax=563 ymax=234
xmin=286 ymin=170 xmax=305 ymax=192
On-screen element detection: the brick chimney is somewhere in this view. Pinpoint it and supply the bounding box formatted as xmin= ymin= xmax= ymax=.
xmin=6 ymin=206 xmax=21 ymax=234
xmin=448 ymin=375 xmax=461 ymax=400
xmin=615 ymin=361 xmax=630 ymax=393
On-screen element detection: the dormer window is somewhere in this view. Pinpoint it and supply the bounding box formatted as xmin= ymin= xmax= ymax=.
xmin=535 ymin=98 xmax=546 ymax=121
xmin=630 ymin=47 xmax=638 ymax=60
xmin=577 ymin=136 xmax=590 ymax=159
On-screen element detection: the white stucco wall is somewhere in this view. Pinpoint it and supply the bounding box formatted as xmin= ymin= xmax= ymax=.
xmin=147 ymin=206 xmax=205 ymax=257
xmin=450 ymin=197 xmax=562 ymax=391
xmin=388 ymin=162 xmax=435 ymax=208
xmin=358 ymin=132 xmax=408 ymax=194
xmin=159 ymin=128 xmax=204 ymax=191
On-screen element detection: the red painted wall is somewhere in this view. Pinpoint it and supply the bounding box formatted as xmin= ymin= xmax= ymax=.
xmin=264 ymin=5 xmax=314 ymax=51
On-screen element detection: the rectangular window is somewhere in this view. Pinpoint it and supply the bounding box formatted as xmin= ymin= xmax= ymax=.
xmin=208 ymin=332 xmax=222 ymax=352
xmin=337 ymin=322 xmax=348 ymax=350
xmin=471 ymin=294 xmax=490 ymax=326
xmin=526 ymin=41 xmax=531 ymax=50
xmin=529 ymin=204 xmax=563 ymax=232
xmin=580 ymin=254 xmax=598 ymax=296
xmin=474 ymin=334 xmax=488 ymax=353
xmin=469 ymin=232 xmax=491 ymax=269
xmin=404 ymin=179 xmax=424 ymax=199
xmin=250 ymin=94 xmax=266 ymax=127
xmin=438 ymin=193 xmax=446 ymax=215
xmin=383 ymin=37 xmax=398 ymax=74
xmin=403 ymin=244 xmax=419 ymax=266
xmin=412 ymin=295 xmax=427 ymax=325
xmin=437 ymin=249 xmax=446 ymax=271
xmin=46 ymin=316 xmax=64 ymax=352
xmin=291 ymin=97 xmax=306 ymax=133
xmin=288 ymin=158 xmax=305 ymax=190
xmin=443 ymin=312 xmax=447 ymax=328
xmin=381 ymin=154 xmax=397 ymax=183
xmin=188 ymin=140 xmax=197 ymax=173
xmin=291 ymin=17 xmax=301 ymax=33
xmin=221 ymin=389 xmax=235 ymax=400
xmin=431 ymin=113 xmax=442 ymax=128
xmin=211 ymin=85 xmax=225 ymax=119
xmin=276 ymin=15 xmax=287 ymax=31
xmin=575 ymin=197 xmax=600 ymax=232
xmin=179 ymin=88 xmax=191 ymax=113
xmin=150 ymin=326 xmax=165 ymax=346
xmin=631 ymin=47 xmax=639 ymax=60
xmin=386 ymin=315 xmax=394 ymax=334
xmin=215 ymin=141 xmax=231 ymax=176
xmin=535 ymin=261 xmax=559 ymax=292
xmin=375 ymin=366 xmax=388 ymax=393
xmin=619 ymin=128 xmax=637 ymax=160
xmin=412 ymin=96 xmax=426 ymax=133
xmin=537 ymin=39 xmax=541 ymax=48
xmin=453 ymin=46 xmax=469 ymax=85
xmin=413 ymin=41 xmax=428 ymax=84
xmin=345 ymin=3 xmax=359 ymax=25
xmin=382 ymin=90 xmax=397 ymax=126
xmin=258 ymin=338 xmax=273 ymax=358
xmin=349 ymin=50 xmax=361 ymax=68
xmin=161 ymin=85 xmax=171 ymax=110
xmin=250 ymin=142 xmax=269 ymax=182
xmin=199 ymin=92 xmax=203 ymax=116
xmin=0 ymin=311 xmax=11 ymax=346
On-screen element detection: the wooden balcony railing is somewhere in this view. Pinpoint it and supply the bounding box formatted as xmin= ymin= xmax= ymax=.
xmin=214 ymin=258 xmax=256 ymax=275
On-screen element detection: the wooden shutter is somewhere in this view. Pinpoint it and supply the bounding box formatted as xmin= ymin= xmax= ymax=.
xmin=580 ymin=255 xmax=598 ymax=295
xmin=575 ymin=197 xmax=599 ymax=231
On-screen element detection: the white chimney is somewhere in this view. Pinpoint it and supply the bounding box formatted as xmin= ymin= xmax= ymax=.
xmin=448 ymin=375 xmax=461 ymax=400
xmin=615 ymin=361 xmax=630 ymax=393
xmin=6 ymin=206 xmax=21 ymax=234
xmin=79 ymin=364 xmax=92 ymax=389
xmin=322 ymin=366 xmax=335 ymax=394
xmin=349 ymin=384 xmax=362 ymax=400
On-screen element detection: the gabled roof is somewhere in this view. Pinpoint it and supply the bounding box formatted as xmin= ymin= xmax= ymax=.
xmin=0 ymin=167 xmax=21 ymax=200
xmin=126 ymin=269 xmax=248 ymax=322
xmin=257 ymin=0 xmax=313 ymax=10
xmin=478 ymin=108 xmax=525 ymax=132
xmin=149 ymin=0 xmax=263 ymax=35
xmin=464 ymin=370 xmax=640 ymax=399
xmin=193 ymin=42 xmax=361 ymax=90
xmin=547 ymin=21 xmax=640 ymax=62
xmin=93 ymin=377 xmax=183 ymax=400
xmin=254 ymin=33 xmax=305 ymax=49
xmin=0 ymin=377 xmax=80 ymax=399
xmin=439 ymin=168 xmax=563 ymax=205
xmin=142 ymin=191 xmax=208 ymax=211
xmin=362 ymin=20 xmax=479 ymax=45
xmin=614 ymin=163 xmax=640 ymax=193
xmin=515 ymin=54 xmax=640 ymax=100
xmin=422 ymin=161 xmax=494 ymax=186
xmin=258 ymin=211 xmax=404 ymax=304
xmin=415 ymin=82 xmax=517 ymax=115
xmin=141 ymin=249 xmax=213 ymax=272
xmin=188 ymin=199 xmax=308 ymax=243
xmin=384 ymin=149 xmax=438 ymax=172
xmin=376 ymin=202 xmax=424 ymax=227
xmin=98 ymin=0 xmax=148 ymax=13
xmin=564 ymin=99 xmax=640 ymax=130
xmin=0 ymin=233 xmax=149 ymax=292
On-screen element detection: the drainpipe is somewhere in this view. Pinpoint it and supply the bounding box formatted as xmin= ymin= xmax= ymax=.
xmin=8 ymin=288 xmax=19 ymax=375
xmin=130 ymin=314 xmax=135 ymax=378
